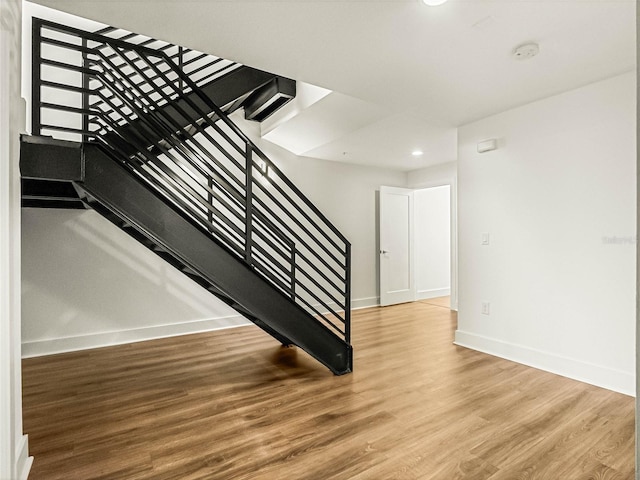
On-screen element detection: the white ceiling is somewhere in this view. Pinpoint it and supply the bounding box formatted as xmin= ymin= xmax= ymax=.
xmin=31 ymin=0 xmax=636 ymax=171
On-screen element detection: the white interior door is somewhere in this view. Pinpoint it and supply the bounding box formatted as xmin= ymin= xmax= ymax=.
xmin=379 ymin=186 xmax=415 ymax=306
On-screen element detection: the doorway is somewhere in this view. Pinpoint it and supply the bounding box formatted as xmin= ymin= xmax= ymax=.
xmin=378 ymin=183 xmax=456 ymax=310
xmin=414 ymin=185 xmax=451 ymax=305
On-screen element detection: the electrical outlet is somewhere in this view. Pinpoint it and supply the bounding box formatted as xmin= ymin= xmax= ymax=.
xmin=481 ymin=302 xmax=490 ymax=315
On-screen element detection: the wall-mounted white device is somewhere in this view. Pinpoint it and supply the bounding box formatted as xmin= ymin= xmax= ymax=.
xmin=477 ymin=139 xmax=497 ymax=153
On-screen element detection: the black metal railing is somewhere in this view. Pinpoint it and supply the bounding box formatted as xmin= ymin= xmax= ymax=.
xmin=31 ymin=18 xmax=351 ymax=344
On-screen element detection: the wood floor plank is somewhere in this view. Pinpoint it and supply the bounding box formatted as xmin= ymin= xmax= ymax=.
xmin=22 ymin=302 xmax=635 ymax=479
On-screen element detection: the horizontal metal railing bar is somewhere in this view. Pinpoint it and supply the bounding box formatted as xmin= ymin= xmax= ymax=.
xmin=252 ymin=178 xmax=346 ymax=271
xmin=97 ymin=49 xmax=248 ymax=194
xmin=41 ymin=80 xmax=94 ymax=95
xmin=91 ymin=91 xmax=215 ymax=204
xmin=41 ymin=57 xmax=95 ymax=76
xmin=192 ymin=62 xmax=240 ymax=86
xmin=288 ymin=244 xmax=346 ymax=298
xmin=93 ymin=26 xmax=187 ymax=58
xmin=290 ymin=265 xmax=346 ymax=320
xmin=127 ymin=161 xmax=246 ymax=256
xmin=252 ymin=225 xmax=293 ymax=262
xmin=94 ymin=29 xmax=178 ymax=55
xmin=128 ymin=153 xmax=246 ymax=242
xmin=181 ymin=52 xmax=209 ymax=68
xmin=97 ymin=54 xmax=184 ymax=91
xmin=40 ymin=102 xmax=100 ymax=116
xmin=153 ymin=164 xmax=246 ymax=237
xmin=92 ymin=80 xmax=239 ymax=214
xmin=140 ymin=188 xmax=244 ymax=257
xmin=90 ymin=59 xmax=249 ymax=245
xmin=293 ymin=293 xmax=345 ymax=336
xmin=157 ymin=131 xmax=247 ymax=203
xmin=93 ymin=62 xmax=178 ymax=98
xmin=116 ymin=122 xmax=246 ymax=220
xmin=43 ymin=51 xmax=159 ymax=91
xmin=252 ymin=196 xmax=346 ymax=285
xmin=252 ymin=228 xmax=293 ymax=265
xmin=107 ymin=47 xmax=248 ymax=173
xmin=252 ymin=147 xmax=350 ymax=247
xmin=252 ymin=159 xmax=346 ymax=257
xmin=40 ymin=124 xmax=94 ymax=136
xmin=93 ymin=25 xmax=116 ymax=35
xmin=184 ymin=57 xmax=224 ymax=78
xmin=251 ymin=262 xmax=293 ymax=298
xmin=251 ymin=247 xmax=292 ymax=288
xmin=39 ymin=20 xmax=166 ymax=61
xmin=41 ymin=35 xmax=95 ymax=54
xmin=294 ymin=263 xmax=346 ymax=313
xmin=251 ymin=209 xmax=294 ymax=252
xmin=250 ymin=241 xmax=292 ymax=281
xmin=88 ymin=103 xmax=118 ymax=120
xmin=95 ymin=122 xmax=247 ymax=255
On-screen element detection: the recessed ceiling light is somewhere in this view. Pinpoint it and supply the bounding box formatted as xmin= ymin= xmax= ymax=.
xmin=412 ymin=150 xmax=424 ymax=157
xmin=421 ymin=0 xmax=449 ymax=6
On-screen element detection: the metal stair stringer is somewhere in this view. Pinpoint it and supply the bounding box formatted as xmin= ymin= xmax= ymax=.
xmin=20 ymin=135 xmax=352 ymax=375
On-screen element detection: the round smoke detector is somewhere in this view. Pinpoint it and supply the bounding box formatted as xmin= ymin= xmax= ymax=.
xmin=513 ymin=43 xmax=540 ymax=60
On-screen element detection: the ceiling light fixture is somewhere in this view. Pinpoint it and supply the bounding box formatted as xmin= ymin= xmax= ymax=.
xmin=421 ymin=0 xmax=449 ymax=6
xmin=412 ymin=150 xmax=424 ymax=156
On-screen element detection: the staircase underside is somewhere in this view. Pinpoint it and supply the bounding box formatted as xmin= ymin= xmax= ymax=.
xmin=21 ymin=135 xmax=352 ymax=375
xmin=104 ymin=67 xmax=295 ymax=158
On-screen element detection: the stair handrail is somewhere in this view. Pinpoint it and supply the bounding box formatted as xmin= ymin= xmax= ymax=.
xmin=31 ymin=17 xmax=351 ymax=344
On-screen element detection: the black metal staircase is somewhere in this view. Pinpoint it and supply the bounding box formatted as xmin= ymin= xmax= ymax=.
xmin=22 ymin=19 xmax=352 ymax=374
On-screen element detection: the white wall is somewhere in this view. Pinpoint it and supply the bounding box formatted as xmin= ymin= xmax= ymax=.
xmin=21 ymin=208 xmax=253 ymax=356
xmin=407 ymin=161 xmax=458 ymax=309
xmin=456 ymin=72 xmax=636 ymax=395
xmin=414 ymin=186 xmax=450 ymax=300
xmin=407 ymin=161 xmax=456 ymax=189
xmin=0 ymin=0 xmax=32 ymax=478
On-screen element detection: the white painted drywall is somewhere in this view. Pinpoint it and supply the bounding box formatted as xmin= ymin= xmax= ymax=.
xmin=407 ymin=161 xmax=457 ymax=189
xmin=456 ymin=72 xmax=636 ymax=395
xmin=407 ymin=161 xmax=458 ymax=310
xmin=21 ymin=208 xmax=253 ymax=356
xmin=1 ymin=0 xmax=32 ymax=477
xmin=414 ymin=186 xmax=450 ymax=300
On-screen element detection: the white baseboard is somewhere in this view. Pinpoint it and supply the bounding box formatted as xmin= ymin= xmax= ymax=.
xmin=22 ymin=297 xmax=380 ymax=358
xmin=417 ymin=288 xmax=451 ymax=300
xmin=454 ymin=330 xmax=635 ymax=396
xmin=16 ymin=434 xmax=33 ymax=480
xmin=22 ymin=315 xmax=251 ymax=358
xmin=350 ymin=296 xmax=379 ymax=310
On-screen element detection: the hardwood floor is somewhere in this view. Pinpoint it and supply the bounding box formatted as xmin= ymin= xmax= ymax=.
xmin=419 ymin=295 xmax=450 ymax=309
xmin=22 ymin=302 xmax=635 ymax=479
